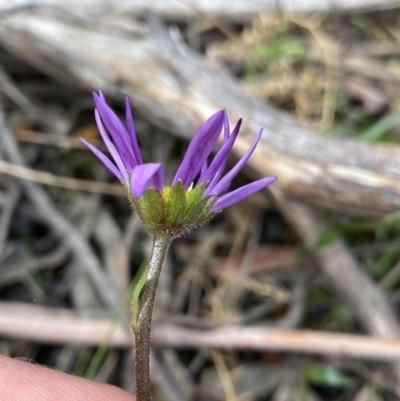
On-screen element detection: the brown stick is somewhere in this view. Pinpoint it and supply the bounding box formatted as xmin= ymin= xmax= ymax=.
xmin=2 ymin=301 xmax=400 ymax=361
xmin=0 ymin=159 xmax=125 ymax=196
xmin=152 ymin=324 xmax=400 ymax=361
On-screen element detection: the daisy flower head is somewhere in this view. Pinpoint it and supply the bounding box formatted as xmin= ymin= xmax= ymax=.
xmin=82 ymin=91 xmax=277 ymax=238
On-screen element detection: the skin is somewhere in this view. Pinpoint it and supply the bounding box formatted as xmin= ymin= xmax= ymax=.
xmin=0 ymin=355 xmax=136 ymax=401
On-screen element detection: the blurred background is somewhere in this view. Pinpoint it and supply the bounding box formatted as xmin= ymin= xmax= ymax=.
xmin=1 ymin=1 xmax=400 ymax=400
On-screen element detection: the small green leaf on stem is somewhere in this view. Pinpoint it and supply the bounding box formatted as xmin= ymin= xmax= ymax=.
xmin=131 ymin=259 xmax=148 ymax=331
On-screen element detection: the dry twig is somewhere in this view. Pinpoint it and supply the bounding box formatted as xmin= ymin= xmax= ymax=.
xmin=0 ymin=159 xmax=125 ymax=196
xmin=1 ymin=301 xmax=400 ymax=362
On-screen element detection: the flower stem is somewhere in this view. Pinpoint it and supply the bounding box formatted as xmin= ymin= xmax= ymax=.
xmin=132 ymin=235 xmax=171 ymax=401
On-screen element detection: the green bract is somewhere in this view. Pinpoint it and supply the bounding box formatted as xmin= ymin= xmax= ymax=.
xmin=130 ymin=182 xmax=216 ymax=238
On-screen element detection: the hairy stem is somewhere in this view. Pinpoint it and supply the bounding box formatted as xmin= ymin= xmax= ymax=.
xmin=132 ymin=235 xmax=171 ymax=401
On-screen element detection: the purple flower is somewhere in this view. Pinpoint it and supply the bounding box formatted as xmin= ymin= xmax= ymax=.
xmin=82 ymin=92 xmax=276 ymax=216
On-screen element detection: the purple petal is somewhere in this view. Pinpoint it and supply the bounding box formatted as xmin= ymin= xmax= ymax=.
xmin=223 ymin=110 xmax=230 ymax=143
xmin=130 ymin=163 xmax=165 ymax=198
xmin=98 ymin=89 xmax=106 ymax=101
xmin=201 ymin=160 xmax=208 ymax=176
xmin=93 ymin=93 xmax=138 ymax=169
xmin=95 ymin=110 xmax=128 ymax=182
xmin=211 ymin=177 xmax=277 ymax=211
xmin=80 ymin=138 xmax=123 ymax=181
xmin=125 ymin=97 xmax=143 ymax=165
xmin=199 ymin=118 xmax=242 ymax=184
xmin=207 ymin=163 xmax=225 ymax=193
xmin=206 ymin=128 xmax=263 ymax=196
xmin=172 ymin=110 xmax=225 ymax=188
xmin=151 ymin=164 xmax=165 ymax=193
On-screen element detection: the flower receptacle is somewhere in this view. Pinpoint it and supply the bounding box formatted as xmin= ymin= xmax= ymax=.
xmin=130 ymin=181 xmax=217 ymax=238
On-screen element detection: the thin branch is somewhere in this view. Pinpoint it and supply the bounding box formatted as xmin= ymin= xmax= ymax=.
xmin=2 ymin=301 xmax=400 ymax=362
xmin=0 ymin=159 xmax=125 ymax=196
xmin=15 ymin=129 xmax=100 ymax=150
